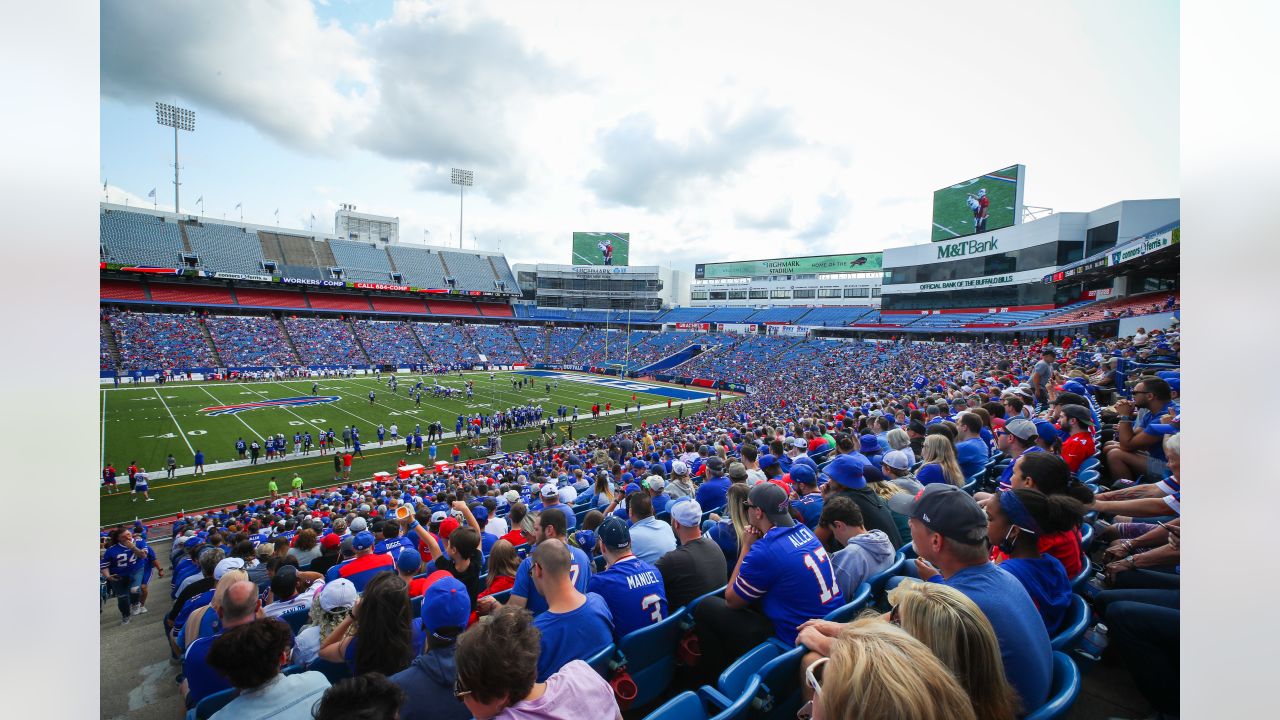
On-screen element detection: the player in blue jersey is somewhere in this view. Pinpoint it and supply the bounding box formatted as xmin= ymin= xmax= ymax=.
xmin=694 ymin=482 xmax=842 ymax=681
xmin=588 ymin=517 xmax=668 ymax=638
xmin=235 ymin=438 xmax=247 ymax=459
xmin=132 ymin=468 xmax=154 ymax=502
xmin=101 ymin=528 xmax=149 ymax=623
xmin=377 ymin=424 xmax=386 ymax=445
xmin=477 ymin=508 xmax=591 ymax=617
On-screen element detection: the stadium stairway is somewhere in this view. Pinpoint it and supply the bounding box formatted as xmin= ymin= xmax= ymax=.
xmin=438 ymin=252 xmax=452 ymax=276
xmin=348 ymin=318 xmax=376 ymax=364
xmin=510 ymin=325 xmax=537 ymax=364
xmin=101 ymin=317 xmax=123 ymax=369
xmin=274 ymin=316 xmax=306 ymax=363
xmin=197 ymin=319 xmax=225 ymax=367
xmin=407 ymin=320 xmax=433 ymax=361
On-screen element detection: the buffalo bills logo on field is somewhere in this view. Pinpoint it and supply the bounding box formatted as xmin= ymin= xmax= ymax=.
xmin=200 ymin=396 xmax=340 ymax=416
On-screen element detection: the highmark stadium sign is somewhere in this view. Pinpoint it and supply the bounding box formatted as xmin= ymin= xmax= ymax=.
xmin=696 ymin=252 xmax=883 ymax=280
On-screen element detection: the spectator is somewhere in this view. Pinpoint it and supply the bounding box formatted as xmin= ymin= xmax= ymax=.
xmin=1058 ymin=405 xmax=1098 ymax=473
xmin=292 ymin=579 xmax=357 ymax=666
xmin=788 ymin=463 xmax=824 ymax=528
xmin=642 ymin=475 xmax=672 ymax=515
xmin=205 ymin=618 xmax=330 ymax=720
xmin=313 ymin=673 xmax=404 ymax=720
xmin=885 ymin=428 xmax=915 ymax=467
xmin=886 ymin=484 xmax=1052 ymax=710
xmin=996 ymin=452 xmax=1092 ymax=578
xmin=530 ymin=539 xmax=614 ymax=682
xmin=324 ymin=530 xmax=395 ymax=591
xmin=695 ymin=481 xmax=843 ymax=681
xmin=262 ymin=564 xmax=327 ymax=618
xmin=624 ymin=491 xmax=678 ymax=563
xmin=478 ymin=539 xmax=521 ymax=600
xmin=694 ymin=456 xmax=731 ymax=512
xmin=802 ymin=618 xmax=977 ymax=720
xmin=453 ymin=606 xmax=621 ymax=720
xmin=396 ymin=548 xmax=426 ymax=595
xmin=501 ymin=503 xmax=531 ymax=547
xmin=820 ymin=453 xmax=903 ymax=548
xmin=915 ymin=435 xmax=965 ymax=487
xmin=992 ymin=418 xmax=1042 ymax=491
xmin=706 ymin=482 xmax=751 ymax=569
xmin=390 ymin=576 xmax=473 ymax=720
xmin=1103 ymin=377 xmax=1174 ymax=484
xmin=100 ymin=528 xmax=149 ymax=624
xmin=405 ymin=502 xmax=485 ymax=605
xmin=981 ymin=488 xmax=1080 ymax=633
xmin=479 ymin=508 xmax=591 ymax=616
xmin=666 ymin=460 xmax=696 ymax=499
xmin=656 ymin=497 xmax=728 ymax=610
xmin=954 ymin=412 xmax=990 ymax=479
xmin=815 ymin=496 xmax=896 ymax=594
xmin=318 ymin=572 xmax=415 ymax=677
xmin=182 ymin=579 xmax=262 ymax=708
xmin=308 ymin=532 xmax=343 ymax=577
xmin=588 ymin=517 xmax=668 ymax=637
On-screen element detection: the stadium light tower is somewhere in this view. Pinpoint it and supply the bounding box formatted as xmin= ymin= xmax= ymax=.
xmin=155 ymin=102 xmax=195 ymax=215
xmin=451 ymin=168 xmax=473 ymax=250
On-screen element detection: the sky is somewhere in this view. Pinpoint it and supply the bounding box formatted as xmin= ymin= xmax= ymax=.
xmin=100 ymin=0 xmax=1179 ymax=272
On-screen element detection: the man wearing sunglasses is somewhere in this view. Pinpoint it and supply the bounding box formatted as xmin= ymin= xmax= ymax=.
xmin=694 ymin=481 xmax=843 ymax=682
xmin=1103 ymin=377 xmax=1173 ymax=485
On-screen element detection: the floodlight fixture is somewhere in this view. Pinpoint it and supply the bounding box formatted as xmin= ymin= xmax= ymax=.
xmin=155 ymin=102 xmax=195 ymax=214
xmin=451 ymin=168 xmax=474 ymax=248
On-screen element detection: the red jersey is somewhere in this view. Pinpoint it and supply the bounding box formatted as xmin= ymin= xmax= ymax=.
xmin=500 ymin=529 xmax=527 ymax=548
xmin=343 ymin=453 xmax=353 ymax=468
xmin=991 ymin=527 xmax=1083 ymax=578
xmin=1060 ymin=432 xmax=1096 ymax=473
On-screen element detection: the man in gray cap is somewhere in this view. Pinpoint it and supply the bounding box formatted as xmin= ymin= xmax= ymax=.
xmin=988 ymin=417 xmax=1043 ymax=495
xmin=693 ymin=481 xmax=844 ymax=683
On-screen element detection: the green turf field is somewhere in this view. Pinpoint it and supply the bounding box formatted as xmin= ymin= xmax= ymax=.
xmin=99 ymin=371 xmax=728 ymax=527
xmin=929 ymin=165 xmax=1020 ymax=241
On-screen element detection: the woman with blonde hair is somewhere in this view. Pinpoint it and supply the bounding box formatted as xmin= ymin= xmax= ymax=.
xmin=706 ymin=482 xmax=751 ymax=570
xmin=292 ymin=578 xmax=357 ymax=665
xmin=887 ymin=581 xmax=1020 ymax=720
xmin=593 ymin=473 xmax=615 ymax=511
xmin=803 ymin=617 xmax=976 ymax=720
xmin=916 ymin=435 xmax=965 ymax=487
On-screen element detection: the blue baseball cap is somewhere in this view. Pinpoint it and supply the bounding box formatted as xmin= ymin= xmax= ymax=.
xmin=624 ymin=483 xmax=642 ymax=494
xmin=395 ymin=548 xmax=423 ymax=574
xmin=421 ymin=576 xmax=471 ymax=636
xmin=758 ymin=454 xmax=779 ymax=470
xmin=825 ymin=454 xmax=866 ymax=489
xmin=789 ymin=463 xmax=817 ymax=487
xmin=791 ymin=455 xmax=817 ymax=472
xmin=352 ymin=531 xmax=376 ymax=551
xmin=471 ymin=505 xmax=489 ymax=522
xmin=597 ymin=516 xmax=631 ymax=550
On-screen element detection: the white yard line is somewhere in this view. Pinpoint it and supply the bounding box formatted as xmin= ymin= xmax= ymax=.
xmin=932 ymin=222 xmax=960 ymax=238
xmin=154 ymin=388 xmax=196 ymax=455
xmin=100 ymin=390 xmax=107 ymax=468
xmin=196 ymin=384 xmax=266 ymax=442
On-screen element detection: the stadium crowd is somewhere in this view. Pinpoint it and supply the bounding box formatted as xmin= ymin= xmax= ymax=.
xmin=101 ymin=323 xmax=1180 ymax=719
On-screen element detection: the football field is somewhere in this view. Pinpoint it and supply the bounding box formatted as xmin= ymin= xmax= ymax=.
xmin=99 ymin=370 xmax=729 ymax=527
xmin=930 ymin=166 xmax=1020 ymax=241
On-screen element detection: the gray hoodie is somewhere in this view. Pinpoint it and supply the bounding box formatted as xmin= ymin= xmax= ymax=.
xmin=830 ymin=529 xmax=897 ymax=594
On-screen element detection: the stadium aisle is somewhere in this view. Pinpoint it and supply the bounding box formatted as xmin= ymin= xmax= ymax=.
xmin=100 ymin=540 xmax=184 ymax=720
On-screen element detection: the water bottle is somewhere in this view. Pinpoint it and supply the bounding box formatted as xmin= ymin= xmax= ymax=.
xmin=1075 ymin=623 xmax=1110 ymax=664
xmin=1080 ymin=570 xmax=1108 ymax=602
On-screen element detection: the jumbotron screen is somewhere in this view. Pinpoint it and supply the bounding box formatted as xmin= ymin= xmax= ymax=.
xmin=572 ymin=232 xmax=630 ymax=266
xmin=930 ymin=164 xmax=1025 ymax=242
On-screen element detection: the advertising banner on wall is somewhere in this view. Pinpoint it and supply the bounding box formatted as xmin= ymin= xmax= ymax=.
xmin=696 ymin=252 xmax=883 ymax=280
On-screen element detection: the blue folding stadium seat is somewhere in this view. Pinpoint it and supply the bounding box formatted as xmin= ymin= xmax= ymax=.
xmin=822 ymin=582 xmax=871 ymax=622
xmin=307 ymin=657 xmax=353 ymax=684
xmin=1024 ymin=652 xmax=1082 ymax=720
xmin=1078 ymin=468 xmax=1101 ymax=485
xmin=867 ymin=552 xmax=907 ymax=609
xmin=487 ymin=588 xmax=513 ymax=605
xmin=750 ymin=645 xmax=807 ymax=720
xmin=186 ymin=687 xmax=238 ymax=720
xmin=900 ymin=541 xmax=917 ymax=560
xmin=615 ymin=606 xmax=690 ymax=709
xmin=1069 ymin=557 xmax=1094 ymax=594
xmin=281 ymin=664 xmax=306 ymax=676
xmin=410 ymin=594 xmax=424 ymax=618
xmin=586 ymin=642 xmax=616 ymax=679
xmin=712 ymin=642 xmax=779 ymax=705
xmin=1050 ymin=594 xmax=1091 ymax=652
xmin=962 ymin=475 xmax=981 ymax=494
xmin=642 ymin=685 xmax=758 ymax=720
xmin=1079 ymin=523 xmax=1095 ymax=552
xmin=681 ymin=584 xmax=727 ymax=615
xmin=1077 ymin=457 xmax=1100 ymax=476
xmin=278 ymin=606 xmax=310 ymax=635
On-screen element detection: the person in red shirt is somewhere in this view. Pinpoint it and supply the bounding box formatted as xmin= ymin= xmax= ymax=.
xmin=500 ymin=503 xmax=531 ymax=548
xmin=342 ymin=452 xmax=353 ymax=480
xmin=1058 ymin=405 xmax=1097 ymax=473
xmin=451 ymin=445 xmax=461 ymax=462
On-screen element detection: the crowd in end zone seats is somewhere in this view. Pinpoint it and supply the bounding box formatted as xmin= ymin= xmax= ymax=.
xmin=283 ymin=317 xmax=370 ymax=366
xmin=413 ymin=323 xmax=478 ymax=368
xmin=204 ymin=315 xmax=301 ymax=367
xmin=105 ymin=309 xmax=218 ymax=371
xmin=463 ymin=324 xmax=526 ymax=366
xmin=102 ymin=320 xmax=1181 ymax=719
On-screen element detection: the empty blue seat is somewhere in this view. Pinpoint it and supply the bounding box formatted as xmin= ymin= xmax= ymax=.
xmin=307 ymin=657 xmax=353 ymax=684
xmin=823 ymin=582 xmax=871 ymax=622
xmin=488 ymin=588 xmax=513 ymax=605
xmin=186 ymin=687 xmax=238 ymax=720
xmin=962 ymin=475 xmax=980 ymax=494
xmin=642 ymin=683 xmax=759 ymax=720
xmin=713 ymin=642 xmax=780 ymax=702
xmin=410 ymin=594 xmax=424 ymax=618
xmin=1079 ymin=523 xmax=1095 ymax=552
xmin=617 ymin=606 xmax=691 ymax=709
xmin=681 ymin=584 xmax=728 ymax=615
xmin=1050 ymin=594 xmax=1091 ymax=652
xmin=1024 ymin=652 xmax=1082 ymax=720
xmin=751 ymin=645 xmax=807 ymax=720
xmin=1078 ymin=468 xmax=1101 ymax=485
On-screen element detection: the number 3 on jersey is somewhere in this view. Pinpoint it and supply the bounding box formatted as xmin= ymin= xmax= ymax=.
xmin=802 ymin=547 xmax=839 ymax=603
xmin=641 ymin=594 xmax=663 ymax=623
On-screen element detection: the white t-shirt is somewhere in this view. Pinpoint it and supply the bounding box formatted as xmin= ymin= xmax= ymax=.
xmin=485 ymin=516 xmax=510 ymax=537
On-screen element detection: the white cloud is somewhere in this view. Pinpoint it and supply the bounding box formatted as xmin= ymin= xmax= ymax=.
xmin=101 ymin=1 xmax=371 ymax=152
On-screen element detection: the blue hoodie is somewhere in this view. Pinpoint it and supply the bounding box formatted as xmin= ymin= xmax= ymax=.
xmin=390 ymin=646 xmax=472 ymax=720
